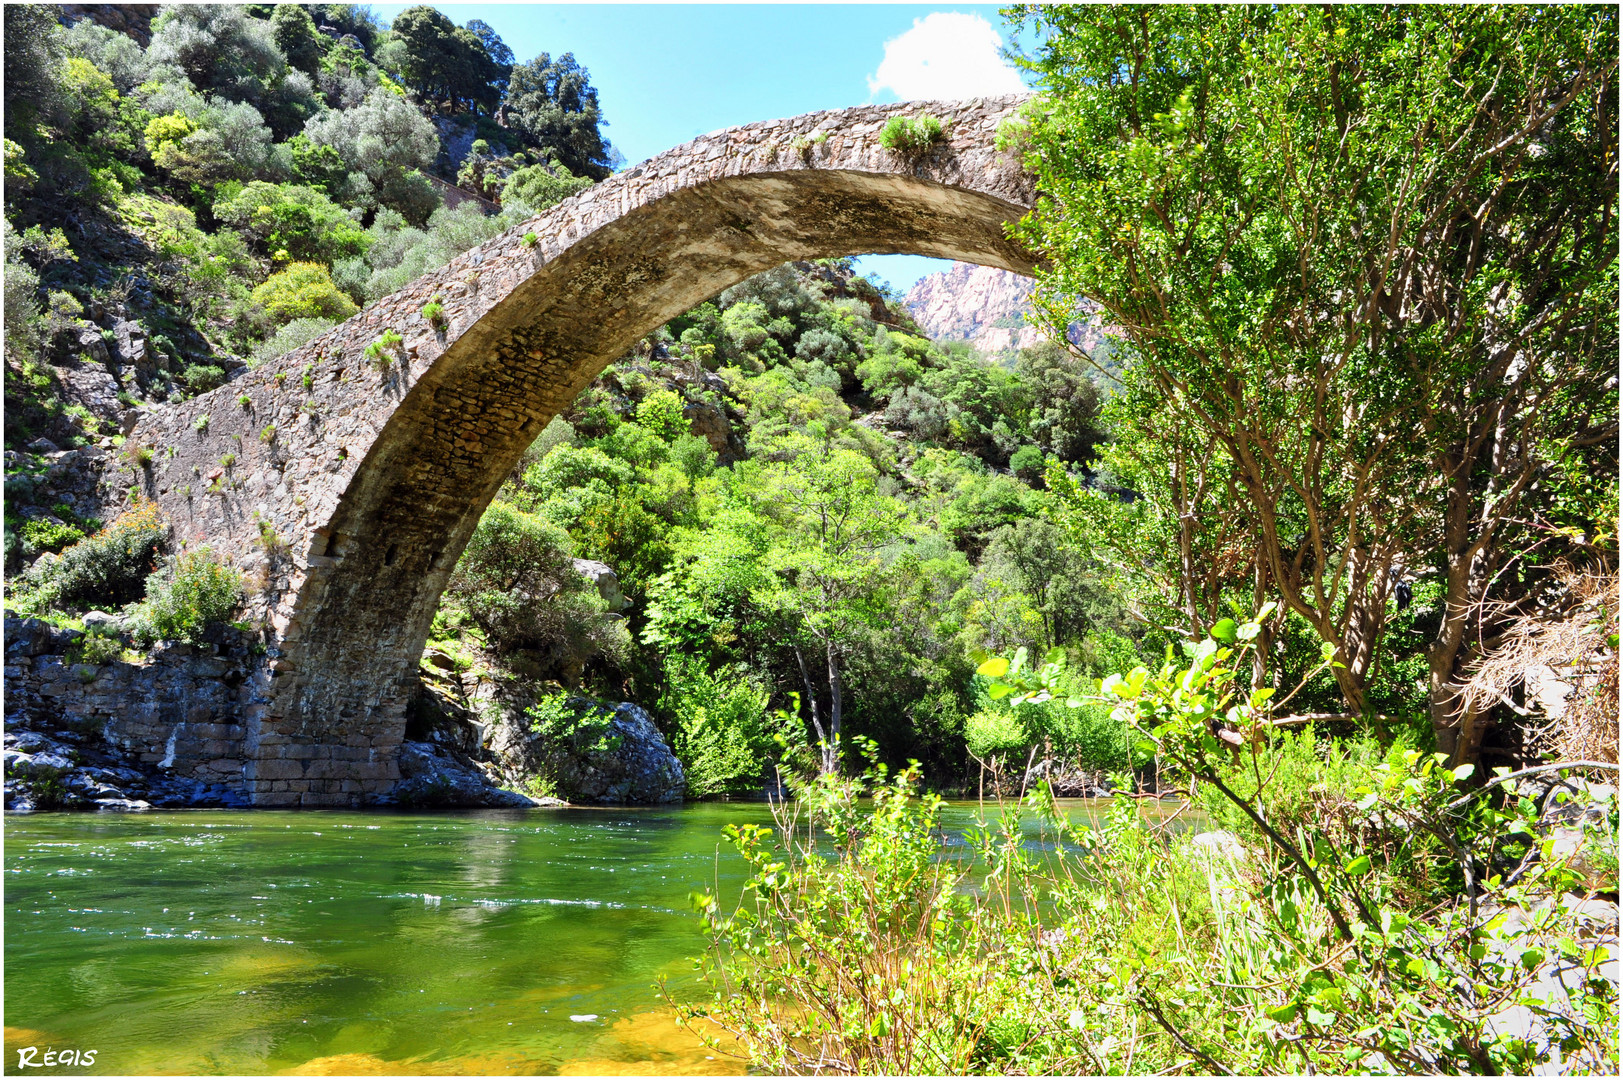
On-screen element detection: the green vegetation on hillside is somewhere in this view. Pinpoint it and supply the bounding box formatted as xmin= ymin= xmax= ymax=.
xmin=3 ymin=2 xmax=611 ymax=574
xmin=429 ymin=257 xmax=1130 ymax=796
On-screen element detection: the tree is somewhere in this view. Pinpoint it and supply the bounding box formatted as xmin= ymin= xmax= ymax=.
xmin=754 ymin=441 xmax=911 ymax=773
xmin=148 ymin=4 xmax=287 ymax=108
xmin=302 ymin=87 xmax=439 ymax=221
xmin=4 ymin=5 xmax=64 ymax=136
xmin=1015 ymin=339 xmax=1104 ymax=463
xmin=464 ymin=18 xmax=514 ymax=94
xmin=1013 ymin=5 xmax=1619 ymax=759
xmin=213 ymin=181 xmax=370 ymax=263
xmin=383 ymin=5 xmax=500 ymax=114
xmin=503 ymin=53 xmax=613 ymax=180
xmin=269 ymin=4 xmax=325 ymax=78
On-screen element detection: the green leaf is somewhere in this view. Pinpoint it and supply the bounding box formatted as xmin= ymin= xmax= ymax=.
xmin=1210 ymin=617 xmax=1238 ymax=643
xmin=1266 ymin=1002 xmax=1300 ymax=1023
xmin=1343 ymin=855 xmax=1372 ymax=876
xmin=1452 ymin=763 xmax=1475 ymax=782
xmin=1045 ymin=646 xmax=1066 ymax=666
xmin=987 ymin=682 xmax=1013 ymax=699
xmin=976 ymin=657 xmax=1010 ymax=678
xmin=1010 ymin=646 xmax=1028 ymax=675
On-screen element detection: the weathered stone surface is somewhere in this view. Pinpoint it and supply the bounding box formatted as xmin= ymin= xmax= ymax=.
xmin=496 ymin=701 xmax=684 ymax=805
xmin=109 ymin=96 xmax=1037 ymax=806
xmin=395 ymin=741 xmax=536 ymax=808
xmin=58 ymin=360 xmax=122 ymax=419
xmin=572 ymin=558 xmax=628 ymax=612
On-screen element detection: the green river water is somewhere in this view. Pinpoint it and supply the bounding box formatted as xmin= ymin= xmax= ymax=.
xmin=4 ymin=800 xmax=1147 ymax=1076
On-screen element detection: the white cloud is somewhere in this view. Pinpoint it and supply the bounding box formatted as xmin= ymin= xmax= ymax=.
xmin=868 ymin=12 xmax=1026 ymax=102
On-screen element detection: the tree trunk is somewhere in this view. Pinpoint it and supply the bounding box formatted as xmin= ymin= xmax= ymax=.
xmin=825 ymin=643 xmax=843 ymax=775
xmin=793 ymin=645 xmax=830 ymax=768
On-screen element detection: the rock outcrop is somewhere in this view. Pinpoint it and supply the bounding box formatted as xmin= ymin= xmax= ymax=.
xmin=903 ymin=261 xmax=1116 ymax=359
xmin=491 ymin=700 xmax=684 ymax=805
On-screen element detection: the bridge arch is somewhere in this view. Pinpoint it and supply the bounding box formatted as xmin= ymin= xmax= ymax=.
xmin=123 ymin=95 xmax=1038 ymax=805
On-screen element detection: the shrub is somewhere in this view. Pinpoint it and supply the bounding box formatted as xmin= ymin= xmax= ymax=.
xmin=36 ymin=501 xmax=168 ymax=612
xmin=448 ymin=501 xmax=627 ymax=662
xmin=18 ymin=518 xmax=86 ymax=558
xmin=250 ymin=263 xmax=359 ymax=327
xmin=635 ymin=388 xmax=688 ymax=441
xmin=249 ymin=315 xmax=337 ymax=366
xmin=660 ymin=656 xmax=772 ymax=798
xmin=182 ymin=364 xmax=227 ymax=392
xmin=878 ymin=114 xmax=946 ymax=155
xmin=421 ymin=297 xmax=446 ymax=330
xmin=521 ymin=231 xmax=538 ymax=247
xmin=1008 ymin=444 xmax=1046 ymax=483
xmin=213 ymin=181 xmax=371 ymax=263
xmin=259 ymin=424 xmax=275 ymax=444
xmin=363 ymin=329 xmax=403 ymax=370
xmin=502 ymin=161 xmax=592 ymax=212
xmin=193 ymin=414 xmax=209 ymax=432
xmin=129 ymin=548 xmax=243 ymax=646
xmin=75 ymin=631 xmax=125 ymax=666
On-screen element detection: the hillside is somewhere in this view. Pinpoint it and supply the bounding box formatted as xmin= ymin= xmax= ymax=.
xmin=903 ymin=261 xmax=1119 ymax=377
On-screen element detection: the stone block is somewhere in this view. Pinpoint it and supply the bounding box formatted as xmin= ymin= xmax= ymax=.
xmin=253 ymin=758 xmax=305 ymax=781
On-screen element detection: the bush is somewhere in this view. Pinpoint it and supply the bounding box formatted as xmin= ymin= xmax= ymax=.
xmin=213 ymin=181 xmax=371 ymax=263
xmin=249 ymin=315 xmax=336 ymax=366
xmin=32 ymin=501 xmax=167 ymax=612
xmin=181 ymin=363 xmax=227 ymax=392
xmin=129 ymin=548 xmax=243 ymax=646
xmin=447 ymin=501 xmax=627 ymax=665
xmin=249 ymin=262 xmax=359 ymax=326
xmin=660 ymin=656 xmax=772 ymax=798
xmin=635 ymin=388 xmax=688 ymax=441
xmin=878 ymin=114 xmax=946 ymax=155
xmin=502 ymin=160 xmax=592 ymax=211
xmin=1008 ymin=444 xmax=1046 ymax=482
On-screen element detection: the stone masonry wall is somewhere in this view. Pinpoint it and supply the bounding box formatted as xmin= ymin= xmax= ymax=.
xmin=109 ymin=96 xmax=1038 ymax=806
xmin=5 ymin=616 xmax=256 ymax=796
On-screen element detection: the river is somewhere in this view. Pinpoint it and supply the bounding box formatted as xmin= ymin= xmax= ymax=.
xmin=4 ymin=799 xmax=1177 ymax=1075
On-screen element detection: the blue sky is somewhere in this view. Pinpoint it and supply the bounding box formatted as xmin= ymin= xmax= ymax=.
xmin=367 ymin=3 xmax=1037 ymax=292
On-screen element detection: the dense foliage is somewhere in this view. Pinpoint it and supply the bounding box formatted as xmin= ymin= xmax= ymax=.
xmin=3 ymin=2 xmax=612 ymax=574
xmin=1009 ymin=3 xmax=1619 ymax=761
xmin=430 ymin=257 xmax=1126 ymax=793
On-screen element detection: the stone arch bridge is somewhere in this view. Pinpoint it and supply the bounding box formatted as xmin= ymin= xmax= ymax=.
xmin=116 ymin=95 xmax=1038 ymax=806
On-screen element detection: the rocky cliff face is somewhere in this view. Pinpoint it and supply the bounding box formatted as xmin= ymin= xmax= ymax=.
xmin=903 ymin=262 xmax=1115 ymax=360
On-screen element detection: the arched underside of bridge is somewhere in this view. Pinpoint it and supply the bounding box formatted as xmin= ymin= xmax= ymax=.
xmin=121 ymin=96 xmax=1038 ymax=805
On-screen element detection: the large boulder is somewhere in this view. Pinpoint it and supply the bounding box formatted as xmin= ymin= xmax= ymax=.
xmin=506 ymin=701 xmax=684 ymax=805
xmin=394 ymin=741 xmax=539 ymax=808
xmin=572 ymin=558 xmax=628 ymax=612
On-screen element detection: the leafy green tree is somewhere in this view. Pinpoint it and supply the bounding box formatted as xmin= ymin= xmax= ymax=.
xmin=755 ymin=442 xmax=911 ymax=773
xmin=148 ymin=4 xmax=286 ymax=108
xmin=503 ymin=52 xmax=613 ymax=180
xmin=269 ymin=4 xmax=325 ymax=78
xmin=446 ymin=501 xmax=625 ymax=665
xmin=1014 ymin=339 xmax=1104 ymax=463
xmin=302 ymin=87 xmax=439 ymax=221
xmin=382 ymin=5 xmax=501 ymax=114
xmin=1013 ymin=4 xmax=1619 ymax=758
xmin=5 ymin=5 xmax=66 ymax=136
xmin=500 ymin=159 xmax=591 ymax=210
xmin=635 ymin=389 xmax=688 ymax=441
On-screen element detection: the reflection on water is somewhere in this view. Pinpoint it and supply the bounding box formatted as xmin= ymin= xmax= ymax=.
xmin=3 ymin=800 xmax=1156 ymax=1075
